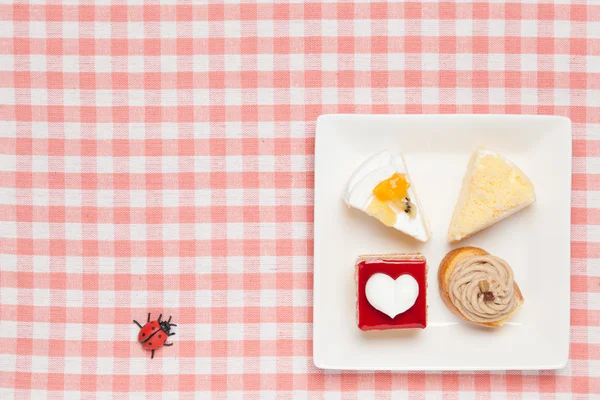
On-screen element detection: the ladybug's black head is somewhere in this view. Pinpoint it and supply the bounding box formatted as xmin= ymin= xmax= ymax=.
xmin=160 ymin=320 xmax=172 ymax=334
xmin=158 ymin=315 xmax=176 ymax=335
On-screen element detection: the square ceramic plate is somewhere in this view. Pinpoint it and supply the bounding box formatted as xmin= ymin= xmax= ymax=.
xmin=313 ymin=114 xmax=572 ymax=371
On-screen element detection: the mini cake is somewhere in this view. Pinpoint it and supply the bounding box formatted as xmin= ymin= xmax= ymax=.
xmin=343 ymin=151 xmax=431 ymax=242
xmin=448 ymin=148 xmax=535 ymax=242
xmin=438 ymin=247 xmax=524 ymax=327
xmin=356 ymin=253 xmax=427 ymax=330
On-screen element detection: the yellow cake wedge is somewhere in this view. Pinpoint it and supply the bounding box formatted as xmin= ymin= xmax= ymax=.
xmin=448 ymin=148 xmax=536 ymax=242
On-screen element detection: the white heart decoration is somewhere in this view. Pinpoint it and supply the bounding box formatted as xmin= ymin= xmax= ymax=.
xmin=365 ymin=273 xmax=419 ymax=318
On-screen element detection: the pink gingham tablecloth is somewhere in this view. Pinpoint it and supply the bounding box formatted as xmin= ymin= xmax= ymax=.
xmin=1 ymin=1 xmax=599 ymax=398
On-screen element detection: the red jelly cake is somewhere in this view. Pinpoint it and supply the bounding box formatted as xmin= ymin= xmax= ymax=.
xmin=356 ymin=253 xmax=427 ymax=330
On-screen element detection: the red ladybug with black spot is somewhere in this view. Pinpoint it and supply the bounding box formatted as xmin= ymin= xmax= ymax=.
xmin=133 ymin=313 xmax=177 ymax=359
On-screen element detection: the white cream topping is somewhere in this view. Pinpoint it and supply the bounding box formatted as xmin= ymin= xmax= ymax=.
xmin=365 ymin=273 xmax=419 ymax=318
xmin=343 ymin=151 xmax=430 ymax=242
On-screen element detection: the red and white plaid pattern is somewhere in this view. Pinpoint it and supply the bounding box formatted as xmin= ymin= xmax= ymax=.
xmin=0 ymin=1 xmax=599 ymax=398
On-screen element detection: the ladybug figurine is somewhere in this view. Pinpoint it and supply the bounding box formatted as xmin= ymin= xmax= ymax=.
xmin=133 ymin=313 xmax=177 ymax=359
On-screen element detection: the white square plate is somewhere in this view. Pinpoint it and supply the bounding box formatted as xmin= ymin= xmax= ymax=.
xmin=313 ymin=114 xmax=571 ymax=370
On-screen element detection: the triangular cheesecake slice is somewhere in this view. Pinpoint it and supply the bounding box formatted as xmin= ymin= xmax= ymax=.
xmin=448 ymin=148 xmax=535 ymax=242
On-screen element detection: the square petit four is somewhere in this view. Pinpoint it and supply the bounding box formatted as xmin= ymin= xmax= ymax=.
xmin=356 ymin=253 xmax=427 ymax=331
